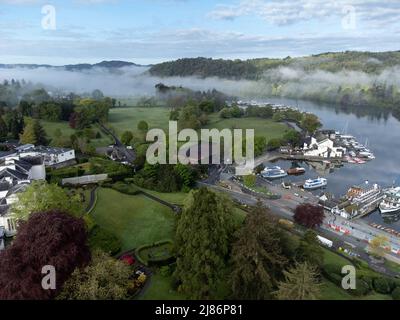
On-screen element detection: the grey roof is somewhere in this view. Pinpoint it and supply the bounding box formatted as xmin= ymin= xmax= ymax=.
xmin=0 ymin=151 xmax=16 ymax=159
xmin=0 ymin=168 xmax=28 ymax=181
xmin=24 ymin=146 xmax=74 ymax=155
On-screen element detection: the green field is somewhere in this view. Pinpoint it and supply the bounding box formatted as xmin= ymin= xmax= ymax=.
xmin=141 ymin=274 xmax=186 ymax=300
xmin=107 ymin=107 xmax=171 ymax=136
xmin=91 ymin=188 xmax=176 ymax=252
xmin=136 ymin=187 xmax=188 ymax=205
xmin=206 ymin=114 xmax=289 ymax=142
xmin=40 ymin=120 xmax=75 ymax=140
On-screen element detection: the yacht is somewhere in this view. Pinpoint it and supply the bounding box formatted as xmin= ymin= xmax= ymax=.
xmin=262 ymin=166 xmax=282 ymax=172
xmin=303 ymin=177 xmax=328 ymax=190
xmin=261 ymin=168 xmax=287 ymax=179
xmin=379 ymin=187 xmax=400 ymax=216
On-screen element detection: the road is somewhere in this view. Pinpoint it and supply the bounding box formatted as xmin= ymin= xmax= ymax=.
xmin=97 ymin=122 xmax=136 ymax=163
xmin=200 ymin=168 xmax=400 ymax=277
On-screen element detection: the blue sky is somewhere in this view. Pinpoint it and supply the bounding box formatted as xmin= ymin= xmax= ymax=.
xmin=0 ymin=0 xmax=399 ymax=65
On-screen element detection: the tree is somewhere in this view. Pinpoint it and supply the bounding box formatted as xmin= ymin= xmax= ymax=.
xmin=0 ymin=116 xmax=8 ymax=138
xmin=174 ymin=188 xmax=235 ymax=299
xmin=58 ymin=250 xmax=132 ymax=300
xmin=275 ymin=262 xmax=321 ymax=300
xmin=20 ymin=119 xmax=49 ymax=145
xmin=12 ymin=181 xmax=83 ymax=221
xmin=253 ymin=136 xmax=267 ymax=156
xmin=294 ymin=203 xmax=324 ymax=229
xmin=243 ymin=174 xmax=256 ymax=188
xmin=137 ymin=120 xmax=149 ymax=132
xmin=0 ymin=210 xmax=91 ymax=300
xmin=283 ymin=130 xmax=301 ymax=147
xmin=295 ymin=230 xmax=324 ymax=267
xmin=301 ymin=114 xmax=322 ymax=134
xmin=230 ymin=202 xmax=288 ymax=300
xmin=121 ymin=130 xmax=133 ymax=145
xmin=369 ymin=235 xmax=389 ymax=258
xmin=4 ymin=110 xmax=24 ymax=139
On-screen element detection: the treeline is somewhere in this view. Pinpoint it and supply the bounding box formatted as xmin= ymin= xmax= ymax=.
xmin=150 ymin=57 xmax=259 ymax=80
xmin=149 ymin=51 xmax=400 ymax=80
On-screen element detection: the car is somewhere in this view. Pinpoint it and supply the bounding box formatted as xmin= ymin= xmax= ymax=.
xmin=120 ymin=254 xmax=135 ymax=266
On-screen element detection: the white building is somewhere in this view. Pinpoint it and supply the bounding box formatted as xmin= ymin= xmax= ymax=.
xmin=303 ymin=137 xmax=345 ymax=158
xmin=0 ymin=155 xmax=45 ymax=237
xmin=16 ymin=145 xmax=75 ymax=167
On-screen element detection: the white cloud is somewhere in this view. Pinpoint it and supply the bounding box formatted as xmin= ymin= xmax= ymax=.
xmin=208 ymin=0 xmax=400 ymax=28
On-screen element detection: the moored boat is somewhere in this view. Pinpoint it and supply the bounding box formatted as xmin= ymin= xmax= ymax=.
xmin=287 ymin=167 xmax=306 ymax=175
xmin=261 ymin=168 xmax=287 ymax=179
xmin=379 ymin=187 xmax=400 ymax=216
xmin=303 ymin=177 xmax=328 ymax=190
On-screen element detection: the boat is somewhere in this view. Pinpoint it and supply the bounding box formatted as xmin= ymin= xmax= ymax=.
xmin=287 ymin=167 xmax=306 ymax=175
xmin=262 ymin=166 xmax=282 ymax=172
xmin=353 ymin=157 xmax=366 ymax=164
xmin=303 ymin=177 xmax=328 ymax=190
xmin=261 ymin=168 xmax=287 ymax=179
xmin=379 ymin=187 xmax=400 ymax=216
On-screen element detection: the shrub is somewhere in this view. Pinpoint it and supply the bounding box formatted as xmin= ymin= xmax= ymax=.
xmin=392 ymin=287 xmax=400 ymax=300
xmin=321 ymin=263 xmax=343 ymax=286
xmin=89 ymin=225 xmax=122 ymax=255
xmin=373 ymin=277 xmax=391 ymax=294
xmin=350 ymin=278 xmax=371 ymax=296
xmin=112 ymin=182 xmax=141 ymax=195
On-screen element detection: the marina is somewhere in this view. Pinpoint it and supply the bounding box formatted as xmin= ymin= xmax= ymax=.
xmin=250 ymin=97 xmax=400 ymax=230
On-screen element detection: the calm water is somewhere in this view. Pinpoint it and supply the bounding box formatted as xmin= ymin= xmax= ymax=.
xmin=258 ymin=97 xmax=400 ymax=228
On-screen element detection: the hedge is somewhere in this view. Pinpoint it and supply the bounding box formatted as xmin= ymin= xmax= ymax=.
xmin=373 ymin=277 xmax=392 ymax=294
xmin=135 ymin=240 xmax=175 ymax=267
xmin=89 ymin=225 xmax=122 ymax=256
xmin=392 ymin=287 xmax=400 ymax=300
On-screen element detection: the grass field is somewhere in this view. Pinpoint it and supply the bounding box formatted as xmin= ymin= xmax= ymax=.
xmin=136 ymin=187 xmax=188 ymax=205
xmin=107 ymin=107 xmax=171 ymax=136
xmin=205 ymin=114 xmax=289 ymax=142
xmin=91 ymin=188 xmax=176 ymax=252
xmin=141 ymin=274 xmax=186 ymax=300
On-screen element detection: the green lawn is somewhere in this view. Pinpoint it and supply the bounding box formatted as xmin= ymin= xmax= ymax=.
xmin=322 ymin=248 xmax=352 ymax=267
xmin=107 ymin=107 xmax=171 ymax=137
xmin=40 ymin=120 xmax=75 ymax=140
xmin=40 ymin=120 xmax=113 ymax=147
xmin=136 ymin=187 xmax=188 ymax=205
xmin=91 ymin=188 xmax=176 ymax=252
xmin=384 ymin=259 xmax=400 ymax=274
xmin=205 ymin=114 xmax=289 ymax=142
xmin=141 ymin=274 xmax=186 ymax=300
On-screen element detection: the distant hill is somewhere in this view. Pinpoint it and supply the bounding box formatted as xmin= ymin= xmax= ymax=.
xmin=149 ymin=51 xmax=400 ymax=80
xmin=0 ymin=60 xmax=149 ymax=71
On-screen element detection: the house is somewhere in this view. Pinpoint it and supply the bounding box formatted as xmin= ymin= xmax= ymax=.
xmin=17 ymin=145 xmax=76 ymax=167
xmin=0 ymin=155 xmax=45 ymax=237
xmin=303 ymin=137 xmax=345 ymax=158
xmin=0 ymin=143 xmax=76 ymax=168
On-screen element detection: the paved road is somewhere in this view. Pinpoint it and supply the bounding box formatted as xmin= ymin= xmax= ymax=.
xmin=199 ymin=180 xmax=400 ymax=278
xmin=97 ymin=122 xmax=136 ymax=163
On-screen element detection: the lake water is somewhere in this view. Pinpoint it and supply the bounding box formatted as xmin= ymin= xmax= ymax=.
xmin=257 ymin=97 xmax=400 ymax=228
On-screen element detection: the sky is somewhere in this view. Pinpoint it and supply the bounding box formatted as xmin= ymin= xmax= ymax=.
xmin=0 ymin=0 xmax=399 ymax=65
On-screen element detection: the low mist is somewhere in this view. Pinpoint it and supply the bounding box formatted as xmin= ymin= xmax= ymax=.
xmin=0 ymin=64 xmax=399 ymax=100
